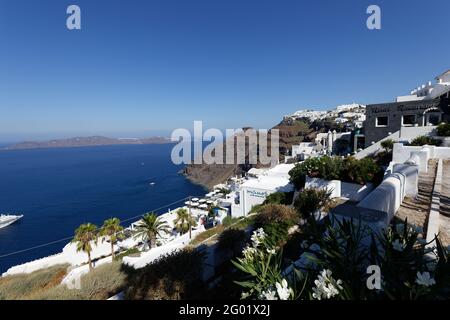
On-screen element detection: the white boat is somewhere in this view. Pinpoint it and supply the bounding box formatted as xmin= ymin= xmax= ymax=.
xmin=0 ymin=214 xmax=23 ymax=229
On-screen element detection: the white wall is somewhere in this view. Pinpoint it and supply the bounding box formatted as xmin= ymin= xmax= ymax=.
xmin=305 ymin=177 xmax=341 ymax=199
xmin=341 ymin=182 xmax=374 ymax=202
xmin=392 ymin=163 xmax=419 ymax=197
xmin=305 ymin=177 xmax=373 ymax=202
xmin=357 ymin=175 xmax=402 ymax=222
xmin=240 ymin=187 xmax=272 ymax=216
xmin=398 ymin=126 xmax=437 ymax=141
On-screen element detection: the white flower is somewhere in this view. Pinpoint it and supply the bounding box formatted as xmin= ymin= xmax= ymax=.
xmin=260 ymin=290 xmax=278 ymax=300
xmin=275 ymin=279 xmax=293 ymax=300
xmin=250 ymin=228 xmax=266 ymax=247
xmin=266 ymin=248 xmax=276 ymax=255
xmin=392 ymin=239 xmax=405 ymax=252
xmin=312 ymin=269 xmax=343 ymax=300
xmin=416 ymin=271 xmax=436 ymax=287
xmin=242 ymin=246 xmax=257 ymax=261
xmin=241 ymin=292 xmax=250 ymax=299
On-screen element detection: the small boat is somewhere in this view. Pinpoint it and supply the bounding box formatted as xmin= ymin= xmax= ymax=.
xmin=149 ymin=182 xmax=155 ymax=186
xmin=0 ymin=214 xmax=24 ymax=229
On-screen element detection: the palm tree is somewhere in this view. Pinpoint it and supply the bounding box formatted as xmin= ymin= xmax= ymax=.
xmin=174 ymin=208 xmax=196 ymax=239
xmin=100 ymin=218 xmax=124 ymax=260
xmin=133 ymin=213 xmax=170 ymax=249
xmin=72 ymin=223 xmax=98 ymax=270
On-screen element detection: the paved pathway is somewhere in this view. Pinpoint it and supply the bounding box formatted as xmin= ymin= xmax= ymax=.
xmin=395 ymin=159 xmax=437 ymax=234
xmin=438 ymin=160 xmax=450 ymax=247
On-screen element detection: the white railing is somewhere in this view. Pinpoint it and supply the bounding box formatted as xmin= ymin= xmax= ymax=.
xmin=354 ymin=131 xmax=400 ymax=159
xmin=355 ymin=126 xmax=437 ymax=160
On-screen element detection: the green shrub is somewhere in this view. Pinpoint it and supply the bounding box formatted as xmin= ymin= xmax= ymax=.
xmin=437 ymin=123 xmax=450 ymax=137
xmin=263 ymin=191 xmax=294 ymax=205
xmin=343 ymin=157 xmax=384 ymax=186
xmin=124 ymin=248 xmax=205 ymax=300
xmin=254 ymin=204 xmax=298 ymax=227
xmin=190 ymin=224 xmax=225 ymax=246
xmin=262 ymin=222 xmax=290 ymax=246
xmin=289 ymin=156 xmax=383 ymax=189
xmin=217 ymin=228 xmax=247 ymax=254
xmin=115 ymin=248 xmax=140 ymax=261
xmin=409 ymin=135 xmax=442 ymax=146
xmin=253 ymin=204 xmax=298 ymax=246
xmin=381 ymin=139 xmax=395 ymax=152
xmin=221 ymin=216 xmax=239 ymax=227
xmin=294 ymin=188 xmax=331 ymax=219
xmin=249 ymin=204 xmax=264 ymax=214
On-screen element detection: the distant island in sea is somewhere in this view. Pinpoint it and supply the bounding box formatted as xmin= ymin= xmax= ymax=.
xmin=2 ymin=136 xmax=173 ymax=151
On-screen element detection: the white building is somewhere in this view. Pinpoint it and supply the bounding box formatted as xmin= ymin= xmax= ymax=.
xmin=232 ymin=164 xmax=295 ymax=217
xmin=290 ymin=142 xmax=322 ymax=161
xmin=315 ymin=131 xmax=352 ymax=155
xmin=396 ymin=70 xmax=450 ymax=102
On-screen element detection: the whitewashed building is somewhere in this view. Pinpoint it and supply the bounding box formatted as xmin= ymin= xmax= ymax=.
xmin=232 ymin=164 xmax=295 ymax=217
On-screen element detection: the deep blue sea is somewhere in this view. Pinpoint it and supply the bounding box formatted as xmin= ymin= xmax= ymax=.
xmin=0 ymin=144 xmax=205 ymax=273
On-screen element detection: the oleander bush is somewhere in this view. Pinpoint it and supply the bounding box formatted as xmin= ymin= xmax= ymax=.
xmin=437 ymin=122 xmax=450 ymax=137
xmin=289 ymin=156 xmax=383 ymax=189
xmin=294 ymin=188 xmax=332 ymax=219
xmin=124 ymin=248 xmax=205 ymax=300
xmin=409 ymin=135 xmax=442 ymax=146
xmin=254 ymin=204 xmax=298 ymax=245
xmin=233 ymin=216 xmax=450 ymax=300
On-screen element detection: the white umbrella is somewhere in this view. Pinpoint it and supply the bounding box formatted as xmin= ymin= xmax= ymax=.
xmin=199 ymin=204 xmax=208 ymax=209
xmin=205 ymin=192 xmax=213 ymax=198
xmin=206 ymin=200 xmax=213 ymax=204
xmin=199 ymin=199 xmax=206 ymax=203
xmin=191 ymin=198 xmax=199 ymax=202
xmin=191 ymin=203 xmax=199 ymax=207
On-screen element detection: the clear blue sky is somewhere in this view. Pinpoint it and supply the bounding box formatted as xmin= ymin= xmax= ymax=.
xmin=1 ymin=0 xmax=449 ymax=141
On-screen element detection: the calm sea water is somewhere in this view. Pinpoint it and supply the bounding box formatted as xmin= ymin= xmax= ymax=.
xmin=0 ymin=144 xmax=205 ymax=273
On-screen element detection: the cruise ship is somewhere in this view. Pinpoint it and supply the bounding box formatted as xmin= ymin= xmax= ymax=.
xmin=0 ymin=214 xmax=23 ymax=229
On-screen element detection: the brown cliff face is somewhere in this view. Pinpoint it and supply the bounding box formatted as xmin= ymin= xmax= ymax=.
xmin=183 ymin=120 xmax=318 ymax=189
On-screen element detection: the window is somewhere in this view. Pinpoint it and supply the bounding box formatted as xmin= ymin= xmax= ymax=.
xmin=402 ymin=115 xmax=416 ymax=127
xmin=376 ymin=116 xmax=388 ymax=127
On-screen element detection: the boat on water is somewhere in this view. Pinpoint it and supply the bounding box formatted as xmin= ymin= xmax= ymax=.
xmin=0 ymin=214 xmax=24 ymax=229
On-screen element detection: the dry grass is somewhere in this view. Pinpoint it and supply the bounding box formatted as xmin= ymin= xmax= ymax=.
xmin=28 ymin=261 xmax=126 ymax=300
xmin=0 ymin=264 xmax=69 ymax=300
xmin=0 ymin=262 xmax=126 ymax=300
